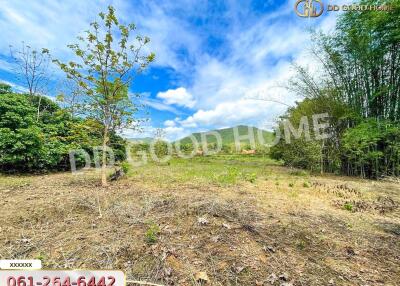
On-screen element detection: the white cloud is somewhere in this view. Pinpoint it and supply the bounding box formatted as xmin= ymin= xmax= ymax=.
xmin=136 ymin=92 xmax=183 ymax=115
xmin=132 ymin=3 xmax=201 ymax=71
xmin=0 ymin=1 xmax=107 ymax=58
xmin=164 ymin=120 xmax=176 ymax=127
xmin=0 ymin=1 xmax=199 ymax=70
xmin=120 ymin=124 xmax=188 ymax=142
xmin=179 ymin=98 xmax=286 ymax=129
xmin=0 ymin=59 xmax=16 ymax=73
xmin=157 ymin=87 xmax=196 ymax=108
xmin=163 ymin=126 xmax=186 ymax=141
xmin=141 ymin=97 xmax=183 ymax=115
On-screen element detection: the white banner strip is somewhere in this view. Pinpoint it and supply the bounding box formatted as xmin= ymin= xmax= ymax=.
xmin=0 ymin=260 xmax=42 ymax=270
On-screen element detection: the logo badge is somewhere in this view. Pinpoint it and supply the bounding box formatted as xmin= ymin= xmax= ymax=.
xmin=295 ymin=0 xmax=324 ymax=17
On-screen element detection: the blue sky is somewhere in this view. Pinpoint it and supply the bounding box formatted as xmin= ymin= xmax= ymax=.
xmin=0 ymin=0 xmax=339 ymax=140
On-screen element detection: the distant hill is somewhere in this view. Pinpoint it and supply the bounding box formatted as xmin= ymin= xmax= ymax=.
xmin=177 ymin=125 xmax=274 ymax=146
xmin=127 ymin=137 xmax=154 ymax=143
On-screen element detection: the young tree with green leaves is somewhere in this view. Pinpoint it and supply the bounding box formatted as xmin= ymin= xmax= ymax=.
xmin=54 ymin=5 xmax=155 ymax=186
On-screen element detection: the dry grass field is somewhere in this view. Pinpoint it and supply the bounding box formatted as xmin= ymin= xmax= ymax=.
xmin=0 ymin=155 xmax=399 ymax=285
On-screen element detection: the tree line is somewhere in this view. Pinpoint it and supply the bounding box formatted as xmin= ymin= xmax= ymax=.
xmin=0 ymin=85 xmax=127 ymax=172
xmin=271 ymin=0 xmax=400 ymax=179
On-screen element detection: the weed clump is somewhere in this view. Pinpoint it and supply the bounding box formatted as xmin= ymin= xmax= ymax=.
xmin=243 ymin=172 xmax=257 ymax=183
xmin=296 ymin=240 xmax=306 ymax=250
xmin=343 ymin=202 xmax=354 ymax=212
xmin=145 ymin=222 xmax=160 ymax=244
xmin=214 ymin=167 xmax=239 ymax=185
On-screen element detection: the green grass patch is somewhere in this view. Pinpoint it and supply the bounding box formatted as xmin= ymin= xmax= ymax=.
xmin=343 ymin=202 xmax=354 ymax=212
xmin=145 ymin=221 xmax=160 ymax=244
xmin=289 ymin=169 xmax=309 ymax=176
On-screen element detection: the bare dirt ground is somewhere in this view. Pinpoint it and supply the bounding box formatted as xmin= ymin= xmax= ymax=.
xmin=0 ymin=156 xmax=399 ymax=286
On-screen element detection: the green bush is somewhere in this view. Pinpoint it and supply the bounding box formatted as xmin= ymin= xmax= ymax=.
xmin=152 ymin=140 xmax=170 ymax=160
xmin=0 ymin=90 xmax=126 ymax=172
xmin=342 ymin=120 xmax=400 ymax=178
xmin=120 ymin=161 xmax=131 ymax=174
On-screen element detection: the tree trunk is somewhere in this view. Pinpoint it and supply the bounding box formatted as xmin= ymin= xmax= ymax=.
xmin=101 ymin=127 xmax=109 ymax=187
xmin=36 ymin=94 xmax=42 ymax=122
xmin=320 ymin=140 xmax=324 ymax=174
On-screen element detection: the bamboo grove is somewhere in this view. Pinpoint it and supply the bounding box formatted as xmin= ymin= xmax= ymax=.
xmin=271 ymin=0 xmax=400 ymax=178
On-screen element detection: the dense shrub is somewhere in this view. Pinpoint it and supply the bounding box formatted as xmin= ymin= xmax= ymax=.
xmin=271 ymin=138 xmax=322 ymax=172
xmin=270 ymin=95 xmax=350 ymax=174
xmin=0 ymin=91 xmax=126 ymax=173
xmin=152 ymin=140 xmax=171 ymax=159
xmin=270 ymin=99 xmax=400 ymax=178
xmin=341 ymin=120 xmax=400 ymax=178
